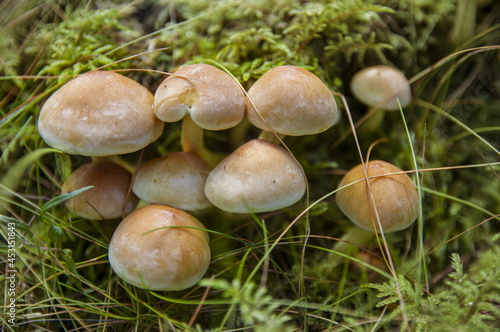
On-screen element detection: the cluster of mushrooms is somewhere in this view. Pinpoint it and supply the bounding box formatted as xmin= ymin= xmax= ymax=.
xmin=37 ymin=63 xmax=418 ymax=291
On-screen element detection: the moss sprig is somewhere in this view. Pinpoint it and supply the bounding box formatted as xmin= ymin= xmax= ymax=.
xmin=365 ymin=248 xmax=500 ymax=331
xmin=32 ymin=7 xmax=137 ymax=80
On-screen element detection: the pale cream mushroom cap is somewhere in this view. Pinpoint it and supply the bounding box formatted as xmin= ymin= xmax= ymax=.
xmin=349 ymin=65 xmax=411 ymax=111
xmin=132 ymin=152 xmax=212 ymax=212
xmin=154 ymin=64 xmax=245 ymax=130
xmin=61 ymin=161 xmax=139 ymax=220
xmin=335 ymin=160 xmax=419 ymax=233
xmin=246 ymin=65 xmax=338 ymax=136
xmin=108 ymin=204 xmax=211 ymax=291
xmin=204 ymin=139 xmax=306 ymax=213
xmin=38 ymin=71 xmax=164 ymax=157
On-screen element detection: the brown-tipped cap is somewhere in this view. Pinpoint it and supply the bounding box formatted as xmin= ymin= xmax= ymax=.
xmin=38 ymin=71 xmax=164 ymax=156
xmin=132 ymin=152 xmax=212 ymax=212
xmin=335 ymin=160 xmax=419 ymax=233
xmin=61 ymin=161 xmax=139 ymax=220
xmin=108 ymin=204 xmax=211 ymax=291
xmin=246 ymin=65 xmax=338 ymax=136
xmin=350 ymin=65 xmax=411 ymax=111
xmin=204 ymin=139 xmax=306 ymax=213
xmin=154 ymin=64 xmax=245 ymax=130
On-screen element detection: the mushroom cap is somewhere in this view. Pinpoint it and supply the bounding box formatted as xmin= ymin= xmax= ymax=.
xmin=108 ymin=204 xmax=211 ymax=291
xmin=349 ymin=65 xmax=411 ymax=111
xmin=154 ymin=64 xmax=245 ymax=130
xmin=246 ymin=65 xmax=338 ymax=136
xmin=38 ymin=71 xmax=164 ymax=157
xmin=61 ymin=161 xmax=139 ymax=220
xmin=204 ymin=139 xmax=306 ymax=213
xmin=132 ymin=152 xmax=212 ymax=212
xmin=335 ymin=160 xmax=419 ymax=233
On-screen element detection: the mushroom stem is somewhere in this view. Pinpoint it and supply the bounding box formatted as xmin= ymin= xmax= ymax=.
xmin=256 ymin=130 xmax=285 ymax=145
xmin=229 ymin=117 xmax=252 ymax=149
xmin=451 ymin=0 xmax=477 ymax=45
xmin=325 ymin=227 xmax=375 ymax=271
xmin=181 ymin=114 xmax=225 ymax=167
xmin=357 ymin=108 xmax=386 ymax=136
xmin=91 ymin=155 xmax=136 ymax=174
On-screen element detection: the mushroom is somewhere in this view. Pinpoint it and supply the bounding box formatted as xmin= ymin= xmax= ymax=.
xmin=132 ymin=152 xmax=212 ymax=212
xmin=245 ymin=65 xmax=339 ymax=141
xmin=204 ymin=139 xmax=306 ymax=213
xmin=154 ymin=64 xmax=245 ymax=166
xmin=335 ymin=160 xmax=419 ymax=233
xmin=37 ymin=70 xmax=163 ymax=218
xmin=349 ymin=65 xmax=411 ymax=133
xmin=108 ymin=204 xmax=211 ymax=291
xmin=38 ymin=70 xmax=164 ymax=159
xmin=61 ymin=161 xmax=139 ymax=220
xmin=321 ymin=160 xmax=419 ymax=273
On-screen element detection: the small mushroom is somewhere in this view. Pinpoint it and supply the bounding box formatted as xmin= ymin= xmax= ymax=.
xmin=321 ymin=159 xmax=419 ymax=272
xmin=154 ymin=64 xmax=245 ymax=165
xmin=246 ymin=65 xmax=339 ymax=139
xmin=38 ymin=70 xmax=164 ymax=157
xmin=204 ymin=139 xmax=306 ymax=213
xmin=350 ymin=65 xmax=411 ymax=111
xmin=108 ymin=204 xmax=211 ymax=291
xmin=349 ymin=65 xmax=412 ymax=133
xmin=61 ymin=161 xmax=139 ymax=220
xmin=132 ymin=152 xmax=212 ymax=212
xmin=335 ymin=160 xmax=419 ymax=233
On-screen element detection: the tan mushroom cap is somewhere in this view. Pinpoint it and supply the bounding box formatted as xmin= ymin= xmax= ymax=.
xmin=132 ymin=152 xmax=212 ymax=212
xmin=38 ymin=71 xmax=164 ymax=157
xmin=204 ymin=139 xmax=306 ymax=213
xmin=350 ymin=65 xmax=411 ymax=111
xmin=61 ymin=161 xmax=139 ymax=220
xmin=108 ymin=204 xmax=211 ymax=291
xmin=246 ymin=65 xmax=338 ymax=136
xmin=154 ymin=64 xmax=245 ymax=130
xmin=335 ymin=160 xmax=419 ymax=233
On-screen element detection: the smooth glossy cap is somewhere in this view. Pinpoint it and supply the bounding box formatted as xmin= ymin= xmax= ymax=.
xmin=335 ymin=160 xmax=419 ymax=233
xmin=246 ymin=65 xmax=338 ymax=136
xmin=38 ymin=71 xmax=164 ymax=156
xmin=154 ymin=64 xmax=245 ymax=130
xmin=350 ymin=65 xmax=411 ymax=111
xmin=204 ymin=139 xmax=306 ymax=213
xmin=61 ymin=161 xmax=139 ymax=220
xmin=108 ymin=204 xmax=211 ymax=291
xmin=132 ymin=152 xmax=212 ymax=212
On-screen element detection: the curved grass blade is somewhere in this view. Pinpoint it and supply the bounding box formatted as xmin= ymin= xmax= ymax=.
xmin=0 ymin=148 xmax=59 ymax=214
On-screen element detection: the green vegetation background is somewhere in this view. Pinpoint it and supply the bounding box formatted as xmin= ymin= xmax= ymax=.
xmin=0 ymin=0 xmax=499 ymax=331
